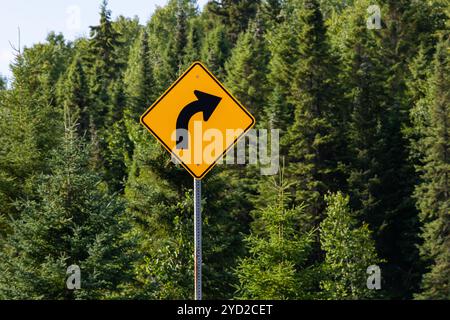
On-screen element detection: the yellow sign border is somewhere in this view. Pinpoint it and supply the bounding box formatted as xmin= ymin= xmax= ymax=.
xmin=140 ymin=61 xmax=256 ymax=180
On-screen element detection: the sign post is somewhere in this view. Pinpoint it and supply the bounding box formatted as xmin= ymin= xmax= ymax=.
xmin=140 ymin=62 xmax=255 ymax=300
xmin=194 ymin=179 xmax=202 ymax=300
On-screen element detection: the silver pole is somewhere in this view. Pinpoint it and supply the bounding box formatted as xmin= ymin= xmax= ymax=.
xmin=194 ymin=178 xmax=202 ymax=300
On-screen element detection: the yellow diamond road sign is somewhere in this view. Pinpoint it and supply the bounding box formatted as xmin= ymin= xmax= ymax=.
xmin=140 ymin=62 xmax=256 ymax=179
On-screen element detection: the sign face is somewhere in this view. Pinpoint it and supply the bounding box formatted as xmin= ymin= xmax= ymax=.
xmin=140 ymin=62 xmax=255 ymax=179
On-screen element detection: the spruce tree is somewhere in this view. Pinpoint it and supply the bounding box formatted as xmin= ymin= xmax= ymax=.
xmin=0 ymin=88 xmax=41 ymax=237
xmin=0 ymin=75 xmax=6 ymax=90
xmin=225 ymin=15 xmax=270 ymax=121
xmin=200 ymin=24 xmax=231 ymax=79
xmin=342 ymin=0 xmax=447 ymax=298
xmin=320 ymin=192 xmax=380 ymax=299
xmin=123 ymin=29 xmax=155 ymax=121
xmin=148 ymin=0 xmax=197 ymax=91
xmin=285 ymin=0 xmax=344 ymax=230
xmin=104 ymin=78 xmax=130 ymax=192
xmin=87 ymin=0 xmax=123 ymax=131
xmin=0 ymin=113 xmax=134 ymax=299
xmin=265 ymin=2 xmax=301 ymax=133
xmin=205 ymin=0 xmax=261 ymax=44
xmin=260 ymin=0 xmax=283 ymax=24
xmin=414 ymin=37 xmax=449 ymax=300
xmin=183 ymin=16 xmax=205 ymax=69
xmin=58 ymin=56 xmax=90 ymax=134
xmin=0 ymin=47 xmax=63 ymax=237
xmin=235 ymin=173 xmax=317 ymax=299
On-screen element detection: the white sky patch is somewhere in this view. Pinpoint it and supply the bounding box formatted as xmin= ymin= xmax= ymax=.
xmin=0 ymin=0 xmax=209 ymax=80
xmin=0 ymin=49 xmax=14 ymax=78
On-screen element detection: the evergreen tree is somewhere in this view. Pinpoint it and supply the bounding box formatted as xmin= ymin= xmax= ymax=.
xmin=200 ymin=24 xmax=231 ymax=78
xmin=264 ymin=0 xmax=303 ymax=133
xmin=87 ymin=0 xmax=123 ymax=131
xmin=320 ymin=192 xmax=380 ymax=299
xmin=104 ymin=78 xmax=130 ymax=191
xmin=0 ymin=113 xmax=134 ymax=299
xmin=235 ymin=172 xmax=317 ymax=299
xmin=183 ymin=16 xmax=205 ymax=69
xmin=0 ymin=88 xmax=42 ymax=237
xmin=406 ymin=46 xmax=433 ymax=166
xmin=173 ymin=0 xmax=189 ymax=70
xmin=148 ymin=0 xmax=197 ymax=91
xmin=225 ymin=15 xmax=270 ymax=121
xmin=334 ymin=0 xmax=426 ymax=298
xmin=124 ymin=29 xmax=155 ymax=120
xmin=223 ymin=14 xmax=271 ymax=240
xmin=260 ymin=0 xmax=283 ymax=24
xmin=0 ymin=46 xmax=63 ymax=237
xmin=414 ymin=38 xmax=449 ymax=300
xmin=285 ymin=0 xmax=344 ymax=230
xmin=113 ymin=16 xmax=142 ymax=72
xmin=205 ymin=0 xmax=261 ymax=44
xmin=122 ymin=28 xmax=157 ymax=180
xmin=0 ymin=75 xmax=6 ymax=90
xmin=58 ymin=56 xmax=90 ymax=134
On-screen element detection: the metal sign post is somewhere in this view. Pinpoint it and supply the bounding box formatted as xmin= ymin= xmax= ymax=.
xmin=194 ymin=178 xmax=202 ymax=300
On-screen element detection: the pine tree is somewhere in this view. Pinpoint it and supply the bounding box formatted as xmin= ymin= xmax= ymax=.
xmin=173 ymin=0 xmax=189 ymax=70
xmin=285 ymin=0 xmax=344 ymax=230
xmin=320 ymin=192 xmax=380 ymax=299
xmin=0 ymin=88 xmax=41 ymax=237
xmin=0 ymin=75 xmax=6 ymax=90
xmin=148 ymin=0 xmax=197 ymax=91
xmin=200 ymin=24 xmax=231 ymax=78
xmin=342 ymin=0 xmax=447 ymax=298
xmin=235 ymin=172 xmax=318 ymax=299
xmin=113 ymin=16 xmax=142 ymax=73
xmin=337 ymin=0 xmax=386 ymax=223
xmin=205 ymin=0 xmax=261 ymax=44
xmin=406 ymin=46 xmax=433 ymax=166
xmin=183 ymin=17 xmax=204 ymax=69
xmin=222 ymin=14 xmax=272 ymax=244
xmin=225 ymin=14 xmax=270 ymax=121
xmin=0 ymin=113 xmax=134 ymax=299
xmin=124 ymin=29 xmax=155 ymax=121
xmin=104 ymin=78 xmax=130 ymax=192
xmin=87 ymin=0 xmax=123 ymax=131
xmin=414 ymin=37 xmax=449 ymax=300
xmin=58 ymin=56 xmax=90 ymax=134
xmin=0 ymin=46 xmax=64 ymax=237
xmin=265 ymin=3 xmax=301 ymax=133
xmin=260 ymin=0 xmax=283 ymax=24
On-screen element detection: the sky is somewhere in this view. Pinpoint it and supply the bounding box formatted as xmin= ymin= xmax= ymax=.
xmin=0 ymin=0 xmax=208 ymax=80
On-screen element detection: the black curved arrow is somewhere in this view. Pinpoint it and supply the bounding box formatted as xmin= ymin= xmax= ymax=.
xmin=176 ymin=90 xmax=222 ymax=150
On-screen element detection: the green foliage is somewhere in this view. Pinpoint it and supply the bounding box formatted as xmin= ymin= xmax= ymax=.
xmin=225 ymin=15 xmax=270 ymax=121
xmin=205 ymin=0 xmax=261 ymax=44
xmin=414 ymin=37 xmax=450 ymax=300
xmin=124 ymin=129 xmax=193 ymax=298
xmin=265 ymin=6 xmax=300 ymax=132
xmin=0 ymin=119 xmax=134 ymax=299
xmin=235 ymin=173 xmax=318 ymax=299
xmin=0 ymin=44 xmax=65 ymax=237
xmin=58 ymin=57 xmax=90 ymax=134
xmin=0 ymin=75 xmax=6 ymax=90
xmin=148 ymin=0 xmax=198 ymax=90
xmin=285 ymin=0 xmax=344 ymax=230
xmin=124 ymin=29 xmax=155 ymax=120
xmin=201 ymin=24 xmax=231 ymax=78
xmin=320 ymin=192 xmax=380 ymax=299
xmin=0 ymin=0 xmax=447 ymax=301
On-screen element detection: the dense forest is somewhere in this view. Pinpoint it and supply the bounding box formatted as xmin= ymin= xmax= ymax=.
xmin=0 ymin=0 xmax=448 ymax=300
